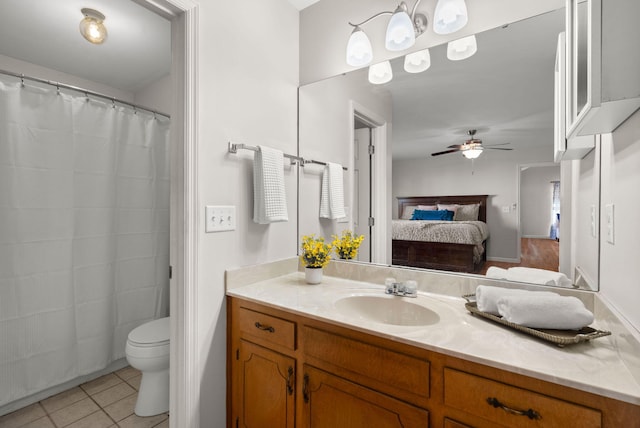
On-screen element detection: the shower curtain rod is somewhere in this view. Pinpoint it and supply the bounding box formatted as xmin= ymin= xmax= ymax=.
xmin=0 ymin=68 xmax=170 ymax=118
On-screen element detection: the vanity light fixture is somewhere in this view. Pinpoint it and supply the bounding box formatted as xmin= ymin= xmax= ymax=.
xmin=404 ymin=48 xmax=431 ymax=73
xmin=346 ymin=0 xmax=428 ymax=67
xmin=447 ymin=35 xmax=477 ymax=61
xmin=368 ymin=61 xmax=393 ymax=85
xmin=433 ymin=0 xmax=468 ymax=35
xmin=79 ymin=8 xmax=108 ymax=45
xmin=462 ymin=147 xmax=483 ymax=159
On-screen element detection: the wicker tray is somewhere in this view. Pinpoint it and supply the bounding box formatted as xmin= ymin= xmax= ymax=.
xmin=462 ymin=295 xmax=611 ymax=347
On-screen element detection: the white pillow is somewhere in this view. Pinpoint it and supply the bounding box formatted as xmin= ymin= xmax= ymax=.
xmin=401 ymin=206 xmax=417 ymax=219
xmin=455 ymin=204 xmax=480 ymax=221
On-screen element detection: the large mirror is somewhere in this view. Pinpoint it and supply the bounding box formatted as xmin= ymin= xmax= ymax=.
xmin=298 ymin=6 xmax=601 ymax=291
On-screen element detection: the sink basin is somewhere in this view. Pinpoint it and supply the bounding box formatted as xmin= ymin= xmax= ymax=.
xmin=334 ymin=295 xmax=440 ymax=326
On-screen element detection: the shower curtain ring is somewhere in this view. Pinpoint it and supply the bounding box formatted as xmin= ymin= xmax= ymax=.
xmin=20 ymin=74 xmax=25 ymax=87
xmin=111 ymin=98 xmax=116 ymax=109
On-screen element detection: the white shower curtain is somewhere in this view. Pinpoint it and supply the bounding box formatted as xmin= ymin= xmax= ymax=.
xmin=0 ymin=77 xmax=170 ymax=406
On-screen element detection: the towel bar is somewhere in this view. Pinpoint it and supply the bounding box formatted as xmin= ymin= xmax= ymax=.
xmin=228 ymin=141 xmax=347 ymax=171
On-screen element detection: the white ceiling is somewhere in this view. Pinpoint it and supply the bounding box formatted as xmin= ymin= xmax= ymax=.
xmin=0 ymin=0 xmax=170 ymax=93
xmin=387 ymin=8 xmax=565 ymax=159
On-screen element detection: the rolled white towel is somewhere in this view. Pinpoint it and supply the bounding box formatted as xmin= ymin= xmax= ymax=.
xmin=475 ymin=285 xmax=558 ymax=315
xmin=496 ymin=295 xmax=594 ymax=330
xmin=506 ymin=267 xmax=573 ymax=287
xmin=485 ymin=266 xmax=508 ymax=280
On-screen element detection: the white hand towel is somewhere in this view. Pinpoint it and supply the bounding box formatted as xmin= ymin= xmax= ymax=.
xmin=496 ymin=295 xmax=594 ymax=329
xmin=485 ymin=266 xmax=508 ymax=280
xmin=253 ymin=145 xmax=288 ymax=224
xmin=319 ymin=162 xmax=346 ymax=220
xmin=506 ymin=267 xmax=573 ymax=288
xmin=475 ymin=285 xmax=558 ymax=315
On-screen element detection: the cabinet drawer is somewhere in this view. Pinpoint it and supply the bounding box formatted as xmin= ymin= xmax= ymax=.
xmin=303 ymin=326 xmax=429 ymax=403
xmin=238 ymin=307 xmax=296 ymax=350
xmin=444 ymin=368 xmax=601 ymax=427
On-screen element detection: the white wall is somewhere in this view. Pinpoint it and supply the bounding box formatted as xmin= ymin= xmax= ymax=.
xmin=299 ymin=0 xmax=564 ymax=84
xmin=195 ymin=1 xmax=299 ymax=426
xmin=600 ymin=111 xmax=640 ymax=332
xmin=134 ymin=74 xmax=172 ymax=115
xmin=520 ymin=165 xmax=560 ymax=237
xmin=392 ymin=145 xmax=551 ymax=261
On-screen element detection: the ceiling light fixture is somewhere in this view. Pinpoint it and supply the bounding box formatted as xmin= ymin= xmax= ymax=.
xmin=447 ymin=35 xmax=477 ymax=60
xmin=404 ymin=48 xmax=431 ymax=73
xmin=368 ymin=61 xmax=393 ymax=85
xmin=433 ymin=0 xmax=469 ymax=35
xmin=346 ymin=0 xmax=427 ymax=68
xmin=79 ymin=8 xmax=108 ymax=45
xmin=462 ymin=146 xmax=483 ymax=159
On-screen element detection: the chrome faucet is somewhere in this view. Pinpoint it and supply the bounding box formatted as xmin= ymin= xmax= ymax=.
xmin=384 ymin=278 xmax=418 ymax=298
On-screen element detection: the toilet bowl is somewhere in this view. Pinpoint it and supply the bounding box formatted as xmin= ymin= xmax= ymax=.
xmin=125 ymin=317 xmax=170 ymax=417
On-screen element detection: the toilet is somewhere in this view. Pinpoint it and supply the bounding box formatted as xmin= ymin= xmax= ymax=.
xmin=125 ymin=317 xmax=170 ymax=416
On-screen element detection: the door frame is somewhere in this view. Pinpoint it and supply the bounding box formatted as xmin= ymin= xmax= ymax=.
xmin=139 ymin=0 xmax=199 ymax=426
xmin=349 ymin=101 xmax=388 ymax=264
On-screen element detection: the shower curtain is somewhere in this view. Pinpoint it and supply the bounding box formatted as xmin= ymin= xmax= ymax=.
xmin=0 ymin=77 xmax=170 ymax=407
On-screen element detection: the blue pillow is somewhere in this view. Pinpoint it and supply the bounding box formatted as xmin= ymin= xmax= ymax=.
xmin=411 ymin=209 xmax=454 ymax=221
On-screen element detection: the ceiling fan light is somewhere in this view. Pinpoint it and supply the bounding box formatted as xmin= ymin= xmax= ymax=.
xmin=447 ymin=35 xmax=477 ymax=60
xmin=385 ymin=6 xmax=416 ymax=51
xmin=462 ymin=147 xmax=483 ymax=159
xmin=368 ymin=61 xmax=393 ymax=85
xmin=346 ymin=26 xmax=373 ymax=66
xmin=404 ymin=49 xmax=431 ymax=73
xmin=433 ymin=0 xmax=468 ymax=35
xmin=79 ymin=8 xmax=107 ymax=45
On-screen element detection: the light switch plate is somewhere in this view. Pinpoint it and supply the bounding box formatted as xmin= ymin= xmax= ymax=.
xmin=205 ymin=205 xmax=236 ymax=232
xmin=605 ymin=203 xmax=614 ymax=244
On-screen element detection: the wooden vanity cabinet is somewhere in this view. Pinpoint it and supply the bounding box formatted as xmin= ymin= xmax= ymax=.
xmin=227 ymin=296 xmax=640 ymax=428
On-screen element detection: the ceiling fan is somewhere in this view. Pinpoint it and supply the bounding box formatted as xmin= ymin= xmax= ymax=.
xmin=431 ymin=130 xmax=513 ymax=159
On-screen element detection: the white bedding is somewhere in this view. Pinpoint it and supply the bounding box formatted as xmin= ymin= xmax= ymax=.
xmin=392 ymin=219 xmax=490 ymax=262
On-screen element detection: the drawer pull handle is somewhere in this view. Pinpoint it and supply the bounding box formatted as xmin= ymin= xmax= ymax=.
xmin=286 ymin=366 xmax=294 ymax=395
xmin=486 ymin=397 xmax=541 ymax=420
xmin=254 ymin=322 xmax=275 ymax=333
xmin=303 ymin=374 xmax=310 ymax=403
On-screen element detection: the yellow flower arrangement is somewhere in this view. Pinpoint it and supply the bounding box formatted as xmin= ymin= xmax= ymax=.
xmin=300 ymin=234 xmax=332 ymax=268
xmin=332 ymin=230 xmax=365 ymax=260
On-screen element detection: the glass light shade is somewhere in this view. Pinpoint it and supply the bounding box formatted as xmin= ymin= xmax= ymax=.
xmin=346 ymin=27 xmax=373 ymax=66
xmin=433 ymin=0 xmax=468 ymax=35
xmin=385 ymin=8 xmax=416 ymax=51
xmin=368 ymin=61 xmax=393 ymax=85
xmin=462 ymin=147 xmax=483 ymax=159
xmin=79 ymin=9 xmax=107 ymax=44
xmin=447 ymin=35 xmax=477 ymax=61
xmin=404 ymin=49 xmax=431 ymax=73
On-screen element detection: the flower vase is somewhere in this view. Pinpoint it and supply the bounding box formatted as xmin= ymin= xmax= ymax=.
xmin=304 ymin=267 xmax=323 ymax=284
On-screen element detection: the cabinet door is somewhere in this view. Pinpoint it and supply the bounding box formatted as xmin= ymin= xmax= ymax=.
xmin=302 ymin=365 xmax=428 ymax=428
xmin=235 ymin=340 xmax=295 ymax=428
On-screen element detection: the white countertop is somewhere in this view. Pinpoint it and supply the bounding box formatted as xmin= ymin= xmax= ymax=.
xmin=227 ymin=272 xmax=640 ymax=405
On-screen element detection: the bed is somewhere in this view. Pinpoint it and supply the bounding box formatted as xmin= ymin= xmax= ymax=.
xmin=392 ymin=195 xmax=489 ymax=273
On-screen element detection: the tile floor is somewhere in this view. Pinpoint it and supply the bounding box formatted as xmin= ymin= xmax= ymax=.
xmin=0 ymin=367 xmax=169 ymax=428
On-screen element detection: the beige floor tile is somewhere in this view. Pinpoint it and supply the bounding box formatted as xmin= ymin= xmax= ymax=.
xmin=80 ymin=374 xmax=122 ymax=396
xmin=19 ymin=417 xmax=55 ymax=428
xmin=152 ymin=418 xmax=169 ymax=428
xmin=117 ymin=413 xmax=168 ymax=428
xmin=40 ymin=387 xmax=88 ymax=414
xmin=125 ymin=375 xmax=141 ymax=391
xmin=0 ymin=403 xmax=46 ymax=428
xmin=64 ymin=410 xmax=113 ymax=428
xmin=91 ymin=383 xmax=136 ymax=408
xmin=103 ymin=394 xmax=137 ymax=422
xmin=48 ymin=398 xmax=99 ymax=428
xmin=114 ymin=367 xmax=140 ymax=382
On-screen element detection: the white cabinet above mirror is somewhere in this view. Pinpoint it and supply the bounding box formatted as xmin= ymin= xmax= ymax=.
xmin=566 ymin=0 xmax=640 ymax=138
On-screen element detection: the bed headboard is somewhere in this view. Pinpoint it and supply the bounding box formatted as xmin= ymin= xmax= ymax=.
xmin=397 ymin=195 xmax=488 ymax=222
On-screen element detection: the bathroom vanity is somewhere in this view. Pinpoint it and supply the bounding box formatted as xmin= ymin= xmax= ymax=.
xmin=226 ymin=270 xmax=640 ymax=427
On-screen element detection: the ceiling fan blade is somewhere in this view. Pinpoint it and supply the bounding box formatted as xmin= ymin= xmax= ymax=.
xmin=484 ymin=142 xmax=511 ymax=147
xmin=447 ymin=144 xmax=464 ymax=149
xmin=486 ymin=147 xmax=513 ymax=151
xmin=431 ymin=149 xmax=461 ymax=156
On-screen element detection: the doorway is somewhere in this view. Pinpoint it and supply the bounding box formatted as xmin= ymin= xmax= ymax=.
xmin=354 ymin=120 xmax=373 ymax=262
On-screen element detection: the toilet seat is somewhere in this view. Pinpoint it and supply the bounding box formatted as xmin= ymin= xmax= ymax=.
xmin=127 ymin=317 xmax=170 ymax=347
